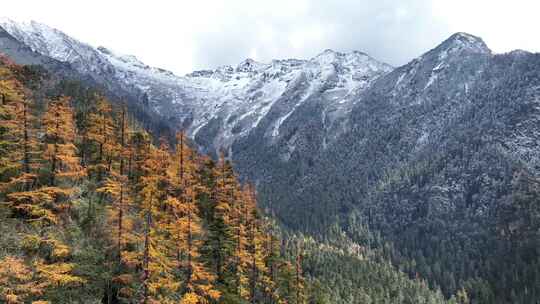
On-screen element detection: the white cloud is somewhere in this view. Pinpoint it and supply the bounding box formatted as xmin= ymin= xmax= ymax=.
xmin=2 ymin=0 xmax=539 ymax=74
xmin=432 ymin=0 xmax=540 ymax=54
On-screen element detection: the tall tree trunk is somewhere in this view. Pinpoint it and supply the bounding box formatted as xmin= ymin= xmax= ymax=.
xmin=250 ymin=221 xmax=257 ymax=304
xmin=22 ymin=102 xmax=31 ymax=191
xmin=217 ymin=236 xmax=222 ymax=283
xmin=117 ymin=185 xmax=124 ymax=262
xmin=179 ymin=132 xmax=184 ymax=183
xmin=295 ymin=250 xmax=302 ymax=304
xmin=236 ymin=188 xmax=242 ymax=294
xmin=22 ymin=102 xmax=29 ymax=174
xmin=141 ymin=209 xmax=151 ymax=304
xmin=187 ymin=192 xmax=193 ymax=285
xmin=117 ymin=107 xmax=126 ymax=262
xmin=50 ymin=109 xmax=59 ymax=187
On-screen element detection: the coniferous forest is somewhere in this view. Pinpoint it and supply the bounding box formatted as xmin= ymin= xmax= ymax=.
xmin=0 ymin=57 xmax=312 ymax=303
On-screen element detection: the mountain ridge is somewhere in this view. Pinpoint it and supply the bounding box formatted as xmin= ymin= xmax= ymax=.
xmin=0 ymin=18 xmax=394 ymax=156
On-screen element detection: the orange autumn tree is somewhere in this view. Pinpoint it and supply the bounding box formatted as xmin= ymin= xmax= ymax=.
xmin=97 ymin=106 xmax=140 ymax=301
xmin=86 ymin=95 xmax=117 ymax=180
xmin=99 ymin=106 xmax=134 ymax=256
xmin=0 ymin=65 xmax=40 ymax=205
xmin=0 ymin=69 xmax=60 ymax=236
xmin=4 ymin=96 xmax=83 ymax=227
xmin=14 ymin=95 xmax=86 ymax=226
xmin=114 ymin=131 xmax=154 ymax=301
xmin=231 ymin=179 xmax=250 ymax=298
xmin=0 ymin=256 xmax=43 ymax=304
xmin=128 ymin=135 xmax=178 ymax=303
xmin=167 ymin=132 xmax=220 ymax=303
xmin=82 ymin=95 xmax=120 ymax=226
xmin=0 ymin=67 xmax=55 ymax=225
xmin=0 ymin=65 xmax=26 ymax=183
xmin=42 ymin=96 xmax=85 ymax=188
xmin=26 ymin=96 xmax=86 ymax=301
xmin=0 ymin=64 xmax=41 ymax=187
xmin=0 ymin=240 xmax=85 ymax=303
xmin=0 ymin=253 xmax=87 ymax=304
xmin=0 ymin=71 xmax=85 ymax=303
xmin=226 ymin=183 xmax=277 ymax=303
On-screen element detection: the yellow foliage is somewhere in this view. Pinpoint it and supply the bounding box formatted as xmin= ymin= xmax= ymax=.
xmin=86 ymin=95 xmax=119 ymax=178
xmin=6 ymin=189 xmax=59 ymax=226
xmin=21 ymin=234 xmax=41 ymax=252
xmin=48 ymin=239 xmax=71 ymax=259
xmin=35 ymin=260 xmax=86 ymax=287
xmin=180 ymin=292 xmax=202 ymax=304
xmin=0 ymin=256 xmax=45 ymax=304
xmin=42 ymin=96 xmax=86 ymax=186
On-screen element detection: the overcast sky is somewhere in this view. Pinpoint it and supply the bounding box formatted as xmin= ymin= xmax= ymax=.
xmin=3 ymin=0 xmax=539 ymax=74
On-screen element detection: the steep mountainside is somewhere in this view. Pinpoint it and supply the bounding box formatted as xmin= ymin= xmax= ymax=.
xmin=233 ymin=33 xmax=493 ymax=227
xmin=0 ymin=19 xmax=179 ymax=140
xmin=277 ymin=33 xmax=540 ymax=302
xmin=0 ymin=25 xmax=81 ymax=77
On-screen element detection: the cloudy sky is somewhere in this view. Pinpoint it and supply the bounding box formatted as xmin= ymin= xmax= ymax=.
xmin=3 ymin=0 xmax=539 ymax=74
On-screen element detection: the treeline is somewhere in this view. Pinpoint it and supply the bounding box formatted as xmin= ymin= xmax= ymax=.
xmin=0 ymin=57 xmax=307 ymax=303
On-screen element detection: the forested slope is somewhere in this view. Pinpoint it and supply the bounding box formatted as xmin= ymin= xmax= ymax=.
xmin=0 ymin=56 xmax=308 ymax=303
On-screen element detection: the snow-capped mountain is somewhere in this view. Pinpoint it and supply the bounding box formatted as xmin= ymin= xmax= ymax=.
xmin=182 ymin=49 xmax=391 ymax=151
xmin=0 ymin=18 xmax=392 ymax=154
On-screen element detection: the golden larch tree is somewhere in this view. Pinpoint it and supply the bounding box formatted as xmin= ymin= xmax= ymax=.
xmin=167 ymin=132 xmax=220 ymax=303
xmin=42 ymin=96 xmax=85 ymax=188
xmin=86 ymin=95 xmax=117 ymax=180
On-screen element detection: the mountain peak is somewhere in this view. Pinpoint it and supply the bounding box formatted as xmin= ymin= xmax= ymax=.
xmin=0 ymin=16 xmax=14 ymax=24
xmin=315 ymin=48 xmax=341 ymax=59
xmin=311 ymin=48 xmax=392 ymax=74
xmin=0 ymin=18 xmax=56 ymax=35
xmin=437 ymin=32 xmax=491 ymax=55
xmin=97 ymin=46 xmax=147 ymax=67
xmin=236 ymin=58 xmax=265 ymax=72
xmin=322 ymin=48 xmax=338 ymax=54
xmin=313 ymin=48 xmax=381 ymax=62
